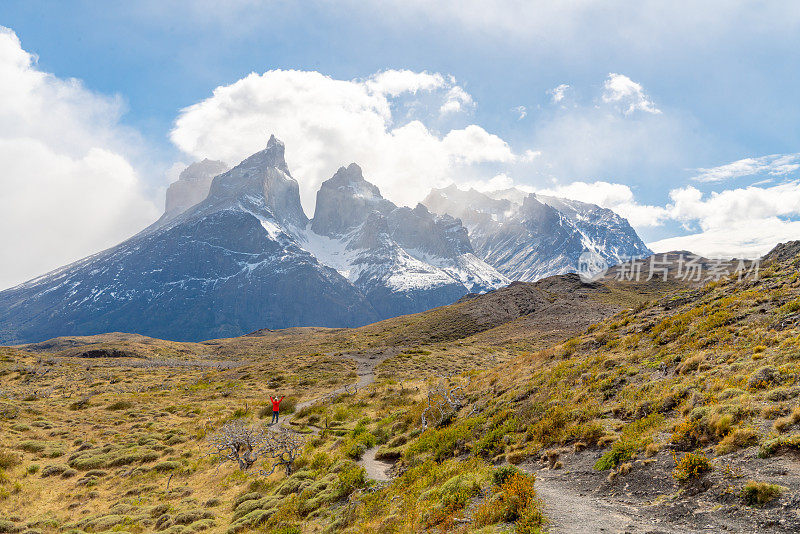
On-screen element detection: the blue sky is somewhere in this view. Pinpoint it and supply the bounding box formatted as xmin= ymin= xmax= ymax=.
xmin=2 ymin=1 xmax=800 ymax=288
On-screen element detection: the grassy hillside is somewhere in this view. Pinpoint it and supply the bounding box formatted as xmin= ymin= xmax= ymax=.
xmin=0 ymin=245 xmax=798 ymax=532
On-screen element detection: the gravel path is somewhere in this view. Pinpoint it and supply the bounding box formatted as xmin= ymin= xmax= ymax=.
xmin=359 ymin=445 xmax=393 ymax=481
xmin=533 ymin=474 xmax=678 ymax=534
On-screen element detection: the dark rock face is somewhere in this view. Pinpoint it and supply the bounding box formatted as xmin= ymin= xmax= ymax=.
xmin=423 ymin=185 xmax=652 ymax=281
xmin=205 ymin=136 xmax=308 ymax=229
xmin=311 ymin=163 xmax=393 ymax=237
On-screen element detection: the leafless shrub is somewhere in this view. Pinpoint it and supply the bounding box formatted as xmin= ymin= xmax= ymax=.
xmin=343 ymin=383 xmax=359 ymax=395
xmin=207 ymin=419 xmax=265 ymax=471
xmin=259 ymin=428 xmax=305 ymax=476
xmin=19 ymin=365 xmax=51 ymax=384
xmin=206 ymin=420 xmax=305 ymax=475
xmin=421 ymin=374 xmax=472 ymax=429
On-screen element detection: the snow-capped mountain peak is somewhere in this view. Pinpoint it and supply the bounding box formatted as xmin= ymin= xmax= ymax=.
xmin=0 ymin=138 xmax=508 ymax=343
xmin=423 ymin=185 xmax=651 ymax=282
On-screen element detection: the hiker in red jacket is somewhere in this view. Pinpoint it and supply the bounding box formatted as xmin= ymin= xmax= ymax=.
xmin=269 ymin=395 xmax=285 ymax=425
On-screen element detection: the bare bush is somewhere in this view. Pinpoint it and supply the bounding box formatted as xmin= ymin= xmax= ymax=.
xmin=259 ymin=428 xmax=305 ymax=476
xmin=207 ymin=419 xmax=265 ymax=471
xmin=421 ymin=374 xmax=472 ymax=429
xmin=206 ymin=421 xmax=305 ymax=475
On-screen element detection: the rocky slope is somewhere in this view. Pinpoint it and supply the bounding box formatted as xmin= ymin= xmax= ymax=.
xmin=423 ymin=185 xmax=652 ymax=281
xmin=0 ymin=138 xmax=506 ymax=343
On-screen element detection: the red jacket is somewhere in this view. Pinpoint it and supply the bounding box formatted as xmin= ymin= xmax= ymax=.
xmin=270 ymin=396 xmax=284 ymax=411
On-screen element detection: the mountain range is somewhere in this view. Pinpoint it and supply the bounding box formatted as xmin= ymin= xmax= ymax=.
xmin=0 ymin=136 xmax=651 ymax=343
xmin=423 ymin=185 xmax=652 ymax=281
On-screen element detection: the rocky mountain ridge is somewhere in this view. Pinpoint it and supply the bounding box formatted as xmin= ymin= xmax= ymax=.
xmin=423 ymin=184 xmax=652 ymax=281
xmin=0 ymin=137 xmax=506 ymax=343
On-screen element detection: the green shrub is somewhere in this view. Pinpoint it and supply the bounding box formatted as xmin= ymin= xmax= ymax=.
xmin=594 ymin=441 xmax=636 ymax=471
xmin=105 ymin=400 xmax=134 ymax=411
xmin=492 ymin=465 xmax=521 ymax=487
xmin=40 ymin=464 xmax=69 ymax=477
xmin=153 ymin=461 xmax=181 ymax=472
xmin=333 ymin=462 xmax=365 ymax=500
xmin=475 ymin=417 xmax=518 ymax=458
xmin=280 ymin=397 xmax=298 ymax=415
xmin=18 ymin=440 xmax=46 ymax=453
xmin=406 ymin=417 xmax=477 ymax=463
xmin=741 ymin=480 xmax=784 ymax=506
xmin=715 ymin=427 xmax=758 ymax=455
xmin=758 ymin=434 xmax=800 ymax=458
xmin=672 ymin=452 xmax=711 ymax=481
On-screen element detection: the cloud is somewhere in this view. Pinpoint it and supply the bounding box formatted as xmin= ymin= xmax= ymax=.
xmin=535 ymin=181 xmax=670 ymax=228
xmin=439 ymin=85 xmax=474 ymax=114
xmin=602 ymin=73 xmax=660 ymax=115
xmin=512 ymin=105 xmax=527 ymax=120
xmin=668 ymin=182 xmax=800 ymax=230
xmin=693 ymin=153 xmax=800 ymax=182
xmin=0 ymin=27 xmax=159 ymax=290
xmin=548 ymin=84 xmax=570 ymax=103
xmin=170 ymin=68 xmax=512 ymax=210
xmin=646 ymin=181 xmax=800 ymax=257
xmin=460 ymin=173 xmax=517 ymax=193
xmin=365 ymin=69 xmax=446 ymax=97
xmin=647 ymin=218 xmax=800 ymax=259
xmin=366 ymin=1 xmax=800 ymax=54
xmin=524 ymin=93 xmax=688 ymax=182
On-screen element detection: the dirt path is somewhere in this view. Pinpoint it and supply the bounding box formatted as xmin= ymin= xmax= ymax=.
xmin=293 ymin=352 xmax=386 ymax=414
xmin=532 ymin=473 xmax=681 ymax=534
xmin=516 ymin=447 xmax=798 ymax=534
xmin=359 ymin=445 xmax=393 ymax=481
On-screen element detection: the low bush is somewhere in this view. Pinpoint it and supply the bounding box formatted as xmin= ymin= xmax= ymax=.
xmin=715 ymin=427 xmax=758 ymax=455
xmin=741 ymin=480 xmax=784 ymax=506
xmin=492 ymin=465 xmax=521 ymax=487
xmin=758 ymin=434 xmax=800 ymax=458
xmin=105 ymin=401 xmax=133 ymax=411
xmin=474 ymin=472 xmax=543 ymax=532
xmin=594 ymin=441 xmax=636 ymax=471
xmin=672 ymin=452 xmax=711 ymax=482
xmin=0 ymin=450 xmax=20 ymax=469
xmin=18 ymin=440 xmax=46 ymax=453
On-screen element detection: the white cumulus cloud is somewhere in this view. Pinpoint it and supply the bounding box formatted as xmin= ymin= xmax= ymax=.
xmin=0 ymin=27 xmax=159 ymax=290
xmin=602 ymin=73 xmax=661 ymax=115
xmin=170 ymin=68 xmax=513 ymax=210
xmin=647 ymin=181 xmax=800 ymax=257
xmin=365 ymin=69 xmax=447 ymax=97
